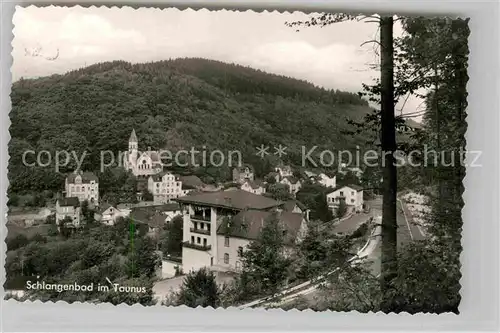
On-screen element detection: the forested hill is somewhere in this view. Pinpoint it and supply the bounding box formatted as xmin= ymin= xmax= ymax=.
xmin=9 ymin=58 xmax=373 ymax=193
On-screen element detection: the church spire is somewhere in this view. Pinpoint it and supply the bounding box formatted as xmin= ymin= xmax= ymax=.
xmin=129 ymin=129 xmax=138 ymax=143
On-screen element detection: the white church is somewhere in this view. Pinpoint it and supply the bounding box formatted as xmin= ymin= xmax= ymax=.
xmin=123 ymin=129 xmax=163 ymax=177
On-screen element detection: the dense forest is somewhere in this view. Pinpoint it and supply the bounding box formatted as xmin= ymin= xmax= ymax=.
xmin=9 ymin=58 xmax=373 ymax=196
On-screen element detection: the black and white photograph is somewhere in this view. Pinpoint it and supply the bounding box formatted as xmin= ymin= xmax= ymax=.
xmin=4 ymin=5 xmax=468 ymax=313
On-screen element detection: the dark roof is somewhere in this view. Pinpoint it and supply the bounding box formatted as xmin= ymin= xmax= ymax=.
xmin=98 ymin=202 xmax=114 ymax=213
xmin=150 ymin=171 xmax=178 ymax=182
xmin=234 ymin=165 xmax=254 ymax=173
xmin=283 ymin=200 xmax=307 ymax=212
xmin=129 ymin=208 xmax=165 ymax=228
xmin=217 ymin=210 xmax=303 ymax=243
xmin=159 ymin=203 xmax=181 ymax=212
xmin=66 ymin=171 xmax=98 ymax=184
xmin=179 ymin=175 xmax=204 ymax=188
xmin=243 ymin=179 xmax=265 ymax=190
xmin=58 ymin=197 xmax=80 ymax=207
xmin=129 ymin=129 xmax=138 ymax=143
xmin=282 ymin=176 xmax=300 ymax=184
xmin=330 ymin=184 xmax=364 ymax=193
xmin=175 ymin=189 xmax=280 ymax=211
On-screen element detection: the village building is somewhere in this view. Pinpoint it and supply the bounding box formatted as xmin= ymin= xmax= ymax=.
xmin=175 ymin=189 xmax=307 ymax=273
xmin=160 ymin=203 xmax=183 ymax=223
xmin=55 ymin=197 xmax=81 ymax=228
xmin=275 ymin=165 xmax=293 ymax=179
xmin=232 ymin=165 xmax=254 ymax=184
xmin=7 ymin=207 xmax=53 ymax=227
xmin=147 ymin=171 xmax=183 ymax=204
xmin=240 ymin=179 xmax=266 ymax=195
xmin=64 ymin=170 xmax=99 ymax=206
xmin=280 ymin=176 xmax=302 ymax=195
xmin=318 ymin=173 xmax=337 ymax=188
xmin=326 ymin=184 xmax=364 ymax=214
xmin=282 ymin=199 xmax=310 ymax=221
xmin=94 ymin=203 xmax=130 ymax=226
xmin=123 ymin=129 xmax=163 ymax=177
xmin=129 ymin=207 xmax=166 ymax=234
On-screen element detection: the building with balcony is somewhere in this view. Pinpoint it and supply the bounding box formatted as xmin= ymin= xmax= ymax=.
xmin=64 ymin=170 xmax=99 ymax=206
xmin=176 ymin=189 xmax=307 ymax=273
xmin=148 ymin=171 xmax=183 ymax=204
xmin=326 ymin=184 xmax=364 ymax=214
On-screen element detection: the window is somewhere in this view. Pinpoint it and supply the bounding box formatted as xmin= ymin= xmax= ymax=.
xmin=200 ymin=223 xmax=204 ymax=230
xmin=197 ymin=237 xmax=201 ymax=244
xmin=194 ymin=222 xmax=198 ymax=229
xmin=351 ymin=191 xmax=355 ymax=195
xmin=351 ymin=199 xmax=355 ymax=203
xmin=203 ymin=238 xmax=207 ymax=247
xmin=191 ymin=236 xmax=194 ymax=243
xmin=224 ymin=236 xmax=230 ymax=247
xmin=224 ymin=253 xmax=229 ymax=264
xmin=340 ymin=191 xmax=344 ymax=196
xmin=238 ymin=246 xmax=243 ymax=256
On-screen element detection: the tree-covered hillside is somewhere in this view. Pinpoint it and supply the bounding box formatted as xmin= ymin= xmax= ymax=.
xmin=9 ymin=58 xmax=373 ymax=195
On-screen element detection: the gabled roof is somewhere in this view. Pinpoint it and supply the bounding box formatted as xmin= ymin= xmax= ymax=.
xmin=242 ymin=179 xmax=265 ymax=190
xmin=66 ymin=171 xmax=98 ymax=184
xmin=129 ymin=129 xmax=138 ymax=143
xmin=282 ymin=176 xmax=300 ymax=184
xmin=129 ymin=207 xmax=165 ymax=228
xmin=217 ymin=210 xmax=303 ymax=244
xmin=58 ymin=197 xmax=80 ymax=208
xmin=175 ymin=189 xmax=280 ymax=211
xmin=150 ymin=171 xmax=177 ymax=182
xmin=328 ymin=184 xmax=364 ymax=194
xmin=283 ymin=200 xmax=307 ymax=212
xmin=179 ymin=175 xmax=204 ymax=188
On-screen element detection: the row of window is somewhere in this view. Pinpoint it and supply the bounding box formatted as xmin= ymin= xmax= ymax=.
xmin=155 ymin=182 xmax=181 ymax=188
xmin=191 ymin=236 xmax=208 ymax=247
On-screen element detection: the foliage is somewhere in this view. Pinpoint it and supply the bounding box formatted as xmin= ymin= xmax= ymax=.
xmin=161 ymin=215 xmax=183 ymax=257
xmin=238 ymin=213 xmax=292 ymax=298
xmin=264 ymin=183 xmax=293 ymax=201
xmin=9 ymin=58 xmax=372 ymax=195
xmin=296 ymin=184 xmax=333 ymax=222
xmin=336 ymin=199 xmax=348 ymax=219
xmin=177 ymin=268 xmax=221 ymax=308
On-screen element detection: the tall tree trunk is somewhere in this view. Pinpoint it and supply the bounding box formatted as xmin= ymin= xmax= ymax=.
xmin=379 ymin=16 xmax=398 ymax=312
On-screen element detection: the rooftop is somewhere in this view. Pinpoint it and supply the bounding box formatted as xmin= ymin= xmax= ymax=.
xmin=66 ymin=171 xmax=98 ymax=184
xmin=58 ymin=197 xmax=80 ymax=207
xmin=217 ymin=210 xmax=303 ymax=243
xmin=175 ymin=189 xmax=280 ymax=211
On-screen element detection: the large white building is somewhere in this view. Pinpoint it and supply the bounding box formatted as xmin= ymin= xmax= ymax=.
xmin=326 ymin=185 xmax=364 ymax=214
xmin=148 ymin=172 xmax=183 ymax=204
xmin=123 ymin=129 xmax=163 ymax=177
xmin=175 ymin=190 xmax=308 ymax=273
xmin=64 ymin=171 xmax=99 ymax=206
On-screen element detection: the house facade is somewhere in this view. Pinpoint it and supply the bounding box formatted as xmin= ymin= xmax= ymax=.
xmin=318 ymin=173 xmax=336 ymax=188
xmin=123 ymin=129 xmax=163 ymax=177
xmin=232 ymin=166 xmax=254 ymax=184
xmin=326 ymin=185 xmax=364 ymax=214
xmin=280 ymin=176 xmax=302 ymax=195
xmin=56 ymin=197 xmax=81 ymax=228
xmin=95 ymin=203 xmax=130 ymax=226
xmin=240 ymin=180 xmax=266 ymax=195
xmin=275 ymin=165 xmax=293 ymax=179
xmin=65 ymin=171 xmax=99 ymax=205
xmin=175 ymin=189 xmax=305 ymax=273
xmin=148 ymin=172 xmax=183 ymax=204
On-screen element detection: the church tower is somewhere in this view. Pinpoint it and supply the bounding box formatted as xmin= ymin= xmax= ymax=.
xmin=126 ymin=129 xmax=138 ymax=174
xmin=129 ymin=128 xmax=138 ymax=152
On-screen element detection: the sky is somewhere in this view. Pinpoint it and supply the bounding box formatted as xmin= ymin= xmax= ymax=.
xmin=12 ymin=6 xmax=423 ymax=118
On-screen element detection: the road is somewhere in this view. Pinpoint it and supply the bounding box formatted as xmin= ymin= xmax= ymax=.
xmin=267 ymin=195 xmax=426 ymax=308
